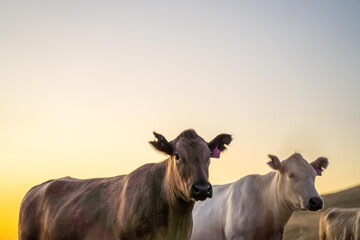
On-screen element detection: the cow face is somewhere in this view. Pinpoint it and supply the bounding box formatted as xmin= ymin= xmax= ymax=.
xmin=150 ymin=129 xmax=232 ymax=202
xmin=267 ymin=153 xmax=329 ymax=212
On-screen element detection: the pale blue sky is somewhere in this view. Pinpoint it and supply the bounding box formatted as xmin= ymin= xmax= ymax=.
xmin=0 ymin=1 xmax=359 ymax=238
xmin=1 ymin=0 xmax=360 ymax=187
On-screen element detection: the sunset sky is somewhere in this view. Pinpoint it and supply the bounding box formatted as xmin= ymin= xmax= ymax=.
xmin=1 ymin=1 xmax=359 ymax=239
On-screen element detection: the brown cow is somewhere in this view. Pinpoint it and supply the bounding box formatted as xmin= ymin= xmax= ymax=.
xmin=319 ymin=207 xmax=360 ymax=240
xmin=18 ymin=129 xmax=232 ymax=240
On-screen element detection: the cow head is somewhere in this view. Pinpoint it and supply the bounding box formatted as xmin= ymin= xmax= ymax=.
xmin=267 ymin=153 xmax=329 ymax=212
xmin=150 ymin=129 xmax=232 ymax=202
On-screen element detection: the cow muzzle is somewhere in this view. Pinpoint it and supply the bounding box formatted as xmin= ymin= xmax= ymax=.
xmin=191 ymin=182 xmax=212 ymax=201
xmin=306 ymin=196 xmax=323 ymax=211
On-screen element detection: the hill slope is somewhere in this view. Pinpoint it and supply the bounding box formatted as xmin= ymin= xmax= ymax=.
xmin=283 ymin=184 xmax=360 ymax=240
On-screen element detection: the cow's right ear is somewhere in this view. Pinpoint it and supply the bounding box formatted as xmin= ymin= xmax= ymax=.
xmin=267 ymin=154 xmax=282 ymax=171
xmin=149 ymin=131 xmax=173 ymax=156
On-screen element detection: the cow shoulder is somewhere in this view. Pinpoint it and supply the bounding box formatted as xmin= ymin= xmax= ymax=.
xmin=118 ymin=161 xmax=170 ymax=239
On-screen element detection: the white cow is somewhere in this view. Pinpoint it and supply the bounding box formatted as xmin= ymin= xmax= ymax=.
xmin=319 ymin=207 xmax=360 ymax=240
xmin=191 ymin=153 xmax=329 ymax=240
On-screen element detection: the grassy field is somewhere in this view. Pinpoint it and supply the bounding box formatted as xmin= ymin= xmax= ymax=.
xmin=283 ymin=184 xmax=360 ymax=240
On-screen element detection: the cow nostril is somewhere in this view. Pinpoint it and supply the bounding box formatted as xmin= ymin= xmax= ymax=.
xmin=193 ymin=183 xmax=211 ymax=193
xmin=307 ymin=197 xmax=323 ymax=211
xmin=192 ymin=185 xmax=200 ymax=194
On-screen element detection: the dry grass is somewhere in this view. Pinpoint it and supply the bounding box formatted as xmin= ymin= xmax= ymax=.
xmin=283 ymin=185 xmax=360 ymax=240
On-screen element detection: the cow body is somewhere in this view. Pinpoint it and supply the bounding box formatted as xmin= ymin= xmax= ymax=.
xmin=319 ymin=207 xmax=360 ymax=240
xmin=19 ymin=129 xmax=232 ymax=240
xmin=191 ymin=153 xmax=329 ymax=240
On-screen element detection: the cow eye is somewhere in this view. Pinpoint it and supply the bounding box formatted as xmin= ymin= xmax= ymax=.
xmin=288 ymin=172 xmax=295 ymax=179
xmin=174 ymin=153 xmax=180 ymax=161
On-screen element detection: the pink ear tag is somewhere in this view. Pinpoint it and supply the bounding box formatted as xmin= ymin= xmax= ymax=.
xmin=314 ymin=167 xmax=322 ymax=176
xmin=210 ymin=147 xmax=221 ymax=158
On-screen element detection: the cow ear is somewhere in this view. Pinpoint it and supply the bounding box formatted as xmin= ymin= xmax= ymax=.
xmin=310 ymin=157 xmax=329 ymax=176
xmin=149 ymin=131 xmax=173 ymax=156
xmin=267 ymin=154 xmax=282 ymax=171
xmin=208 ymin=134 xmax=232 ymax=158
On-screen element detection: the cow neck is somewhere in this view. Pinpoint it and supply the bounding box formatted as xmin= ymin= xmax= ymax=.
xmin=163 ymin=158 xmax=194 ymax=214
xmin=267 ymin=172 xmax=294 ymax=228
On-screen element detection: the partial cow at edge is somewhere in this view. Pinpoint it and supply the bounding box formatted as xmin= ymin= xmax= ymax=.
xmin=18 ymin=129 xmax=232 ymax=240
xmin=191 ymin=153 xmax=329 ymax=240
xmin=319 ymin=207 xmax=360 ymax=240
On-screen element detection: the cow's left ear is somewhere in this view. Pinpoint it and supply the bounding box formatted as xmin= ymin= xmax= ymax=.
xmin=149 ymin=131 xmax=173 ymax=156
xmin=267 ymin=154 xmax=282 ymax=171
xmin=310 ymin=157 xmax=329 ymax=176
xmin=208 ymin=134 xmax=232 ymax=158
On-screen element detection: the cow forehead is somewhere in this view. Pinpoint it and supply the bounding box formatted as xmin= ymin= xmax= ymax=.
xmin=175 ymin=137 xmax=210 ymax=156
xmin=282 ymin=155 xmax=314 ymax=175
